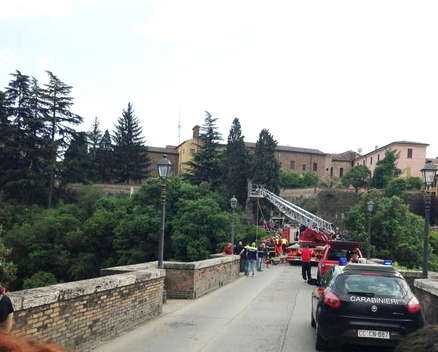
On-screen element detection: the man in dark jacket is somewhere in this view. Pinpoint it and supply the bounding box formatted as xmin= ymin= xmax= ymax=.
xmin=0 ymin=285 xmax=13 ymax=333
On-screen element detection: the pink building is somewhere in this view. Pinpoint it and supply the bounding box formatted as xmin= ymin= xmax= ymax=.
xmin=354 ymin=141 xmax=429 ymax=177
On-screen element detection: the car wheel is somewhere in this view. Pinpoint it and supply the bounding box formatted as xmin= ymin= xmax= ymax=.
xmin=315 ymin=324 xmax=328 ymax=351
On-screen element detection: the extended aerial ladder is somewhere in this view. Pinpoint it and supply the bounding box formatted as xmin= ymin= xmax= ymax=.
xmin=248 ymin=184 xmax=335 ymax=236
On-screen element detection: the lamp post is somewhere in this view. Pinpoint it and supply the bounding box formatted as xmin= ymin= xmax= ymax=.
xmin=230 ymin=195 xmax=238 ymax=254
xmin=367 ymin=200 xmax=374 ymax=258
xmin=421 ymin=161 xmax=437 ymax=278
xmin=157 ymin=155 xmax=172 ymax=269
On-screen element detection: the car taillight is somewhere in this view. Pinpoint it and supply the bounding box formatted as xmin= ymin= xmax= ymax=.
xmin=407 ymin=296 xmax=421 ymax=314
xmin=324 ymin=290 xmax=341 ymax=309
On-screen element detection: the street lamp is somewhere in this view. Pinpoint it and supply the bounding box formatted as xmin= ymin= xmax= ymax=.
xmin=157 ymin=155 xmax=172 ymax=269
xmin=367 ymin=200 xmax=374 ymax=258
xmin=420 ymin=161 xmax=438 ymax=278
xmin=230 ymin=195 xmax=238 ymax=254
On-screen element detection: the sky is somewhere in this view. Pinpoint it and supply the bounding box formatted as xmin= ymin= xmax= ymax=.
xmin=1 ymin=0 xmax=437 ymax=157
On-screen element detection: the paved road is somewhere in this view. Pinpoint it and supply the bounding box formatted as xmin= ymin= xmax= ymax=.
xmin=96 ymin=265 xmax=392 ymax=352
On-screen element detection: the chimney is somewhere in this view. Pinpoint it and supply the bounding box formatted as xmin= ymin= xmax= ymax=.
xmin=192 ymin=125 xmax=200 ymax=140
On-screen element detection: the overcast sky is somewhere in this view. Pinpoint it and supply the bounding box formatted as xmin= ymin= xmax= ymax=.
xmin=1 ymin=0 xmax=437 ymax=157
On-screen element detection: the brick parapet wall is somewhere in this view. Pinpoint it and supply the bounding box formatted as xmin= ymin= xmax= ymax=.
xmin=414 ymin=278 xmax=438 ymax=325
xmin=102 ymin=255 xmax=241 ymax=299
xmin=9 ymin=269 xmax=165 ymax=351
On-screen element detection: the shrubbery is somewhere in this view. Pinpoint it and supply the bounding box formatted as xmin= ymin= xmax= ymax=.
xmin=0 ymin=178 xmax=253 ymax=289
xmin=279 ymin=170 xmax=319 ymax=189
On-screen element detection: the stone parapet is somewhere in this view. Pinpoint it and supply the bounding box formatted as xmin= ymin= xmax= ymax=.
xmin=102 ymin=255 xmax=241 ymax=299
xmin=414 ymin=278 xmax=438 ymax=325
xmin=10 ymin=268 xmax=165 ymax=351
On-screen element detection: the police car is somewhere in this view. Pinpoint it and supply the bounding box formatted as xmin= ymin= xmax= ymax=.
xmin=311 ymin=261 xmax=424 ymax=350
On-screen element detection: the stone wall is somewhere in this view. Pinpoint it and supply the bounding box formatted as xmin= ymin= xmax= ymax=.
xmin=102 ymin=255 xmax=241 ymax=300
xmin=10 ymin=268 xmax=165 ymax=351
xmin=414 ymin=279 xmax=438 ymax=325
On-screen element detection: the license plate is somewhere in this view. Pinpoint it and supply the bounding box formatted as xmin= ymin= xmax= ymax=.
xmin=358 ymin=330 xmax=390 ymax=339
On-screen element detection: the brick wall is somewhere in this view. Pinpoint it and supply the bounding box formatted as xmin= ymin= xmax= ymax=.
xmin=414 ymin=278 xmax=438 ymax=325
xmin=102 ymin=255 xmax=241 ymax=300
xmin=10 ymin=269 xmax=165 ymax=351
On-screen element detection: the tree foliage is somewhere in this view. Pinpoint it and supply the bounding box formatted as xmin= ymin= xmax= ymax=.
xmin=344 ymin=190 xmax=426 ymax=268
xmin=252 ymin=129 xmax=280 ymax=194
xmin=223 ymin=118 xmax=250 ymax=205
xmin=187 ymin=111 xmax=222 ymax=187
xmin=41 ymin=71 xmax=83 ymax=207
xmin=113 ymin=102 xmax=147 ymax=183
xmin=341 ymin=165 xmax=370 ymax=192
xmin=371 ymin=150 xmax=401 ymax=189
xmin=279 ymin=170 xmax=319 ymax=189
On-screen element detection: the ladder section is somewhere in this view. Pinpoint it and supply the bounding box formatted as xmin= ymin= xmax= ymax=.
xmin=249 ymin=184 xmax=335 ymax=234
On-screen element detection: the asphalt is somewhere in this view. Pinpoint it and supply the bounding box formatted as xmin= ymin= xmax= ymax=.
xmin=95 ymin=265 xmax=393 ymax=352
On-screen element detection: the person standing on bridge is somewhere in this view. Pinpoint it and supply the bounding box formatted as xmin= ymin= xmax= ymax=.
xmin=300 ymin=244 xmax=313 ymax=282
xmin=246 ymin=243 xmax=258 ymax=276
xmin=0 ymin=285 xmax=14 ymax=333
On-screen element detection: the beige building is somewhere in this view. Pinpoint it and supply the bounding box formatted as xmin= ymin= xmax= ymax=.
xmin=145 ymin=126 xmax=431 ymax=185
xmin=354 ymin=141 xmax=429 ymax=177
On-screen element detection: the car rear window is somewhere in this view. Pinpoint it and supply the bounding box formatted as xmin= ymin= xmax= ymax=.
xmin=334 ymin=274 xmax=410 ymax=299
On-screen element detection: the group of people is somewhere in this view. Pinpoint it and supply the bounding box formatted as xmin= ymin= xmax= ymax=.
xmin=234 ymin=241 xmax=270 ymax=276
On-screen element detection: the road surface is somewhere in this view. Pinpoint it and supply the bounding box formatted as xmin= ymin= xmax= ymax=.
xmin=96 ymin=265 xmax=392 ymax=352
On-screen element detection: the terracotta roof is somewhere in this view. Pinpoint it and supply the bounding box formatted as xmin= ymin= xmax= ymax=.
xmin=245 ymin=142 xmax=326 ymax=155
xmin=357 ymin=141 xmax=429 ymax=159
xmin=147 ymin=146 xmax=178 ymax=154
xmin=330 ymin=150 xmax=359 ymax=162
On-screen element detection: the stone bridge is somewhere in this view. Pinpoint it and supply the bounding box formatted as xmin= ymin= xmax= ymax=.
xmin=8 ymin=257 xmax=438 ymax=352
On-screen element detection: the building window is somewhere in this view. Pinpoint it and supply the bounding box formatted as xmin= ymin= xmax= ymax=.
xmin=362 ymin=160 xmax=365 ymax=166
xmin=289 ymin=160 xmax=295 ymax=170
xmin=302 ymin=164 xmax=306 ymax=171
xmin=340 ymin=168 xmax=344 ymax=177
xmin=330 ymin=167 xmax=333 ymax=177
xmin=313 ymin=162 xmax=317 ymax=172
xmin=190 ymin=148 xmax=195 ymax=154
xmin=407 ymin=148 xmax=413 ymax=159
xmin=377 ymin=154 xmax=380 ymax=161
xmin=370 ymin=157 xmax=373 ymax=165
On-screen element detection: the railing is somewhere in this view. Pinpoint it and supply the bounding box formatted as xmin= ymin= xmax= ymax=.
xmin=249 ymin=184 xmax=335 ymax=234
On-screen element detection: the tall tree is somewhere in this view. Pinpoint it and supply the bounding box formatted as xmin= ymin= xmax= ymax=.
xmin=41 ymin=71 xmax=82 ymax=207
xmin=62 ymin=132 xmax=92 ymax=184
xmin=88 ymin=116 xmax=102 ymax=161
xmin=96 ymin=129 xmax=114 ymax=182
xmin=252 ymin=129 xmax=280 ymax=194
xmin=1 ymin=72 xmax=49 ymax=204
xmin=188 ymin=111 xmax=222 ymax=186
xmin=223 ymin=118 xmax=250 ymax=205
xmin=113 ymin=102 xmax=147 ymax=183
xmin=370 ymin=150 xmax=401 ymax=189
xmin=88 ymin=117 xmax=102 ymax=181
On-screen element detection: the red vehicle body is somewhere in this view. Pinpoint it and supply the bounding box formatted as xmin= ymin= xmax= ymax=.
xmin=286 ymin=227 xmax=331 ymax=265
xmin=317 ymin=241 xmax=362 ymax=280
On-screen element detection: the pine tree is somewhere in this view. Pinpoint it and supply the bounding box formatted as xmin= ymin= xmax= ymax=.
xmin=96 ymin=129 xmax=114 ymax=182
xmin=1 ymin=72 xmax=49 ymax=204
xmin=113 ymin=103 xmax=147 ymax=183
xmin=188 ymin=111 xmax=222 ymax=186
xmin=41 ymin=71 xmax=82 ymax=207
xmin=252 ymin=129 xmax=280 ymax=194
xmin=223 ymin=117 xmax=250 ymax=205
xmin=88 ymin=116 xmax=102 ymax=161
xmin=88 ymin=117 xmax=102 ymax=181
xmin=63 ymin=132 xmax=91 ymax=183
